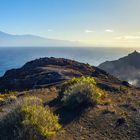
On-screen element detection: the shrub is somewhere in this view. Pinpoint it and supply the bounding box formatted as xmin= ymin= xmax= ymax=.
xmin=0 ymin=94 xmax=6 ymax=98
xmin=61 ymin=77 xmax=106 ymax=108
xmin=9 ymin=95 xmax=17 ymax=99
xmin=0 ymin=107 xmax=23 ymax=140
xmin=59 ymin=76 xmax=96 ymax=99
xmin=119 ymin=86 xmax=128 ymax=93
xmin=0 ymin=97 xmax=4 ymax=102
xmin=0 ymin=94 xmax=17 ymax=105
xmin=8 ymin=91 xmax=18 ymax=95
xmin=0 ymin=97 xmax=4 ymax=105
xmin=0 ymin=96 xmax=61 ymax=139
xmin=6 ymin=95 xmax=17 ymax=103
xmin=20 ymin=96 xmax=43 ymax=107
xmin=62 ymin=76 xmax=96 ymax=90
xmin=21 ymin=105 xmax=61 ymax=138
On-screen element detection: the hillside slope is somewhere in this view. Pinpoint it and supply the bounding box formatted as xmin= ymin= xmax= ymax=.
xmin=0 ymin=58 xmax=140 ymax=140
xmin=0 ymin=57 xmax=129 ymax=92
xmin=99 ymin=51 xmax=140 ymax=86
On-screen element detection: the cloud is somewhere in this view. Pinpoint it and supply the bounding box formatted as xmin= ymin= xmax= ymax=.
xmin=105 ymin=29 xmax=114 ymax=33
xmin=114 ymin=35 xmax=140 ymax=40
xmin=85 ymin=30 xmax=94 ymax=33
xmin=124 ymin=35 xmax=140 ymax=39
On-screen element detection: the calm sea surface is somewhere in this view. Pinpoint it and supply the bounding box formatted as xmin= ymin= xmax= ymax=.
xmin=0 ymin=47 xmax=139 ymax=76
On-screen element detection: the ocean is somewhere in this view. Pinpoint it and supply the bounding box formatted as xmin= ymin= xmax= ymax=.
xmin=0 ymin=47 xmax=139 ymax=76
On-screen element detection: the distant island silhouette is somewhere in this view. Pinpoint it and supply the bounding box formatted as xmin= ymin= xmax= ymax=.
xmin=0 ymin=31 xmax=84 ymax=46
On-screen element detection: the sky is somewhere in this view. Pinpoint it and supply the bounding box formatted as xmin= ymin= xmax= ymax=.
xmin=0 ymin=0 xmax=140 ymax=47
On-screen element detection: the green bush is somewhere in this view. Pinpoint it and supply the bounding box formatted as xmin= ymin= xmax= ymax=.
xmin=0 ymin=96 xmax=61 ymax=139
xmin=61 ymin=77 xmax=106 ymax=108
xmin=21 ymin=105 xmax=61 ymax=138
xmin=59 ymin=76 xmax=96 ymax=99
xmin=20 ymin=96 xmax=43 ymax=107
xmin=62 ymin=76 xmax=96 ymax=91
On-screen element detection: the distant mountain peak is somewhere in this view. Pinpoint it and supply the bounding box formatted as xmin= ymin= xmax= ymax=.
xmin=134 ymin=50 xmax=139 ymax=53
xmin=99 ymin=51 xmax=140 ymax=86
xmin=127 ymin=50 xmax=140 ymax=59
xmin=0 ymin=31 xmax=6 ymax=34
xmin=0 ymin=31 xmax=10 ymax=36
xmin=128 ymin=50 xmax=140 ymax=56
xmin=0 ymin=31 xmax=85 ymax=46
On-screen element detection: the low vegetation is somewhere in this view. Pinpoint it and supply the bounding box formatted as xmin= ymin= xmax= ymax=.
xmin=0 ymin=96 xmax=61 ymax=139
xmin=0 ymin=93 xmax=17 ymax=105
xmin=1 ymin=75 xmax=140 ymax=140
xmin=61 ymin=77 xmax=107 ymax=108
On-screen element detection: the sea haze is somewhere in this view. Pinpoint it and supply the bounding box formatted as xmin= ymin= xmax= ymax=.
xmin=0 ymin=47 xmax=139 ymax=76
